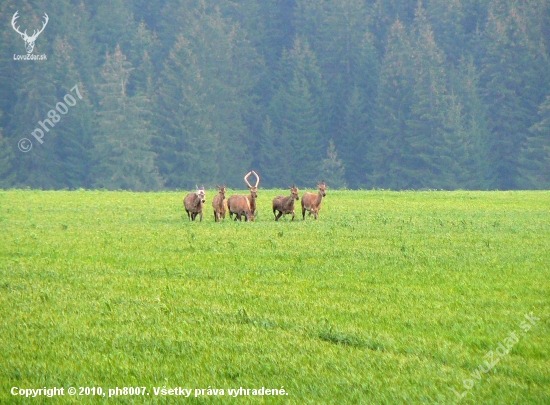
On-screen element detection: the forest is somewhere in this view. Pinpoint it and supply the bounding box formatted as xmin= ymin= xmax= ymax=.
xmin=0 ymin=0 xmax=549 ymax=190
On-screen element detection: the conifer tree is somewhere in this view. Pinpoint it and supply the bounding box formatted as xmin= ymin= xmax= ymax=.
xmin=7 ymin=61 xmax=59 ymax=188
xmin=480 ymin=0 xmax=549 ymax=189
xmin=520 ymin=95 xmax=550 ymax=188
xmin=295 ymin=0 xmax=375 ymax=128
xmin=257 ymin=116 xmax=286 ymax=188
xmin=93 ymin=46 xmax=163 ymax=191
xmin=340 ymin=85 xmax=370 ymax=188
xmin=368 ymin=19 xmax=414 ymax=189
xmin=321 ymin=140 xmax=347 ymax=189
xmin=0 ymin=111 xmax=15 ymax=188
xmin=267 ymin=38 xmax=326 ymax=186
xmin=452 ymin=56 xmax=492 ymax=188
xmin=51 ymin=36 xmax=95 ymax=189
xmin=405 ymin=2 xmax=450 ymax=188
xmin=155 ymin=6 xmax=262 ymax=188
xmin=426 ymin=0 xmax=466 ymax=65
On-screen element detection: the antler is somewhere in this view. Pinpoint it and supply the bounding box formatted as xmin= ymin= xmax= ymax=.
xmin=29 ymin=13 xmax=48 ymax=40
xmin=244 ymin=171 xmax=253 ymax=188
xmin=11 ymin=11 xmax=26 ymax=37
xmin=252 ymin=170 xmax=260 ymax=187
xmin=244 ymin=171 xmax=260 ymax=188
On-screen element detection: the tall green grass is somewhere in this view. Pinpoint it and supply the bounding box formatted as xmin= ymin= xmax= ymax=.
xmin=0 ymin=190 xmax=548 ymax=404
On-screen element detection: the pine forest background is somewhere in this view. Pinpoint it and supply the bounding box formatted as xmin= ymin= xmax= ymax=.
xmin=1 ymin=0 xmax=549 ymax=191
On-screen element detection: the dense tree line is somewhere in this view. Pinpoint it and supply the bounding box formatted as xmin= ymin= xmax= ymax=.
xmin=0 ymin=0 xmax=549 ymax=190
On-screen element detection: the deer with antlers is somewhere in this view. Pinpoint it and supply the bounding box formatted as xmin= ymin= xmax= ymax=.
xmin=244 ymin=171 xmax=260 ymax=216
xmin=227 ymin=171 xmax=260 ymax=222
xmin=183 ymin=186 xmax=206 ymax=222
xmin=11 ymin=11 xmax=49 ymax=54
xmin=212 ymin=184 xmax=227 ymax=222
xmin=301 ymin=181 xmax=327 ymax=220
xmin=272 ymin=185 xmax=299 ymax=221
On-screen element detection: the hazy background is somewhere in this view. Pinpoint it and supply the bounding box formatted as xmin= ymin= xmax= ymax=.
xmin=0 ymin=0 xmax=549 ymax=190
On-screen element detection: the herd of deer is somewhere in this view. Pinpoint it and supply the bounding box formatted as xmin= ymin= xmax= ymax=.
xmin=183 ymin=171 xmax=327 ymax=222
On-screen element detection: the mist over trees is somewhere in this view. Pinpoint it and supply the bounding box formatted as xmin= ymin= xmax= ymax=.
xmin=1 ymin=0 xmax=549 ymax=190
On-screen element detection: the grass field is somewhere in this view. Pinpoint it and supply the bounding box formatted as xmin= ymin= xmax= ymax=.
xmin=0 ymin=189 xmax=548 ymax=404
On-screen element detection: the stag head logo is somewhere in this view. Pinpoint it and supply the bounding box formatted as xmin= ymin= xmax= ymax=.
xmin=11 ymin=11 xmax=49 ymax=54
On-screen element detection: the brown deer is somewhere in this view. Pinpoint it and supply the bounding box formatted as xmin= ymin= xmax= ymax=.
xmin=227 ymin=195 xmax=255 ymax=221
xmin=272 ymin=185 xmax=299 ymax=221
xmin=301 ymin=181 xmax=327 ymax=220
xmin=244 ymin=171 xmax=260 ymax=216
xmin=183 ymin=185 xmax=206 ymax=221
xmin=228 ymin=171 xmax=260 ymax=221
xmin=212 ymin=184 xmax=227 ymax=222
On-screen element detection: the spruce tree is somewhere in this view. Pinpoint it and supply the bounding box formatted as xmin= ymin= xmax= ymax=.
xmin=426 ymin=0 xmax=466 ymax=65
xmin=7 ymin=60 xmax=59 ymax=188
xmin=520 ymin=95 xmax=550 ymax=189
xmin=452 ymin=56 xmax=492 ymax=188
xmin=405 ymin=2 xmax=450 ymax=189
xmin=480 ymin=0 xmax=549 ymax=189
xmin=267 ymin=38 xmax=326 ymax=187
xmin=340 ymin=85 xmax=370 ymax=188
xmin=155 ymin=6 xmax=262 ymax=188
xmin=321 ymin=140 xmax=347 ymax=189
xmin=0 ymin=111 xmax=15 ymax=188
xmin=51 ymin=36 xmax=95 ymax=189
xmin=93 ymin=45 xmax=163 ymax=191
xmin=368 ymin=19 xmax=414 ymax=189
xmin=257 ymin=116 xmax=286 ymax=188
xmin=295 ymin=0 xmax=375 ymax=126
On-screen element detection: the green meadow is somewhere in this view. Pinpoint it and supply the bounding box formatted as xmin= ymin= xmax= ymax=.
xmin=0 ymin=189 xmax=548 ymax=404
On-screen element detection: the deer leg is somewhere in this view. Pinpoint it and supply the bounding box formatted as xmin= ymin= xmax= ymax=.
xmin=199 ymin=212 xmax=203 ymax=222
xmin=302 ymin=207 xmax=306 ymax=220
xmin=275 ymin=211 xmax=283 ymax=221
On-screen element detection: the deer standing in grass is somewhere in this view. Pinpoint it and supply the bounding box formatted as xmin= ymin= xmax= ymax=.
xmin=301 ymin=181 xmax=327 ymax=220
xmin=226 ymin=195 xmax=255 ymax=221
xmin=183 ymin=186 xmax=206 ymax=221
xmin=227 ymin=171 xmax=260 ymax=221
xmin=272 ymin=185 xmax=299 ymax=221
xmin=212 ymin=184 xmax=227 ymax=222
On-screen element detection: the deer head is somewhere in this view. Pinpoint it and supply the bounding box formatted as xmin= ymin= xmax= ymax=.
xmin=290 ymin=185 xmax=299 ymax=200
xmin=216 ymin=184 xmax=226 ymax=199
xmin=195 ymin=185 xmax=205 ymax=203
xmin=318 ymin=181 xmax=327 ymax=197
xmin=12 ymin=11 xmax=49 ymax=54
xmin=244 ymin=171 xmax=260 ymax=198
